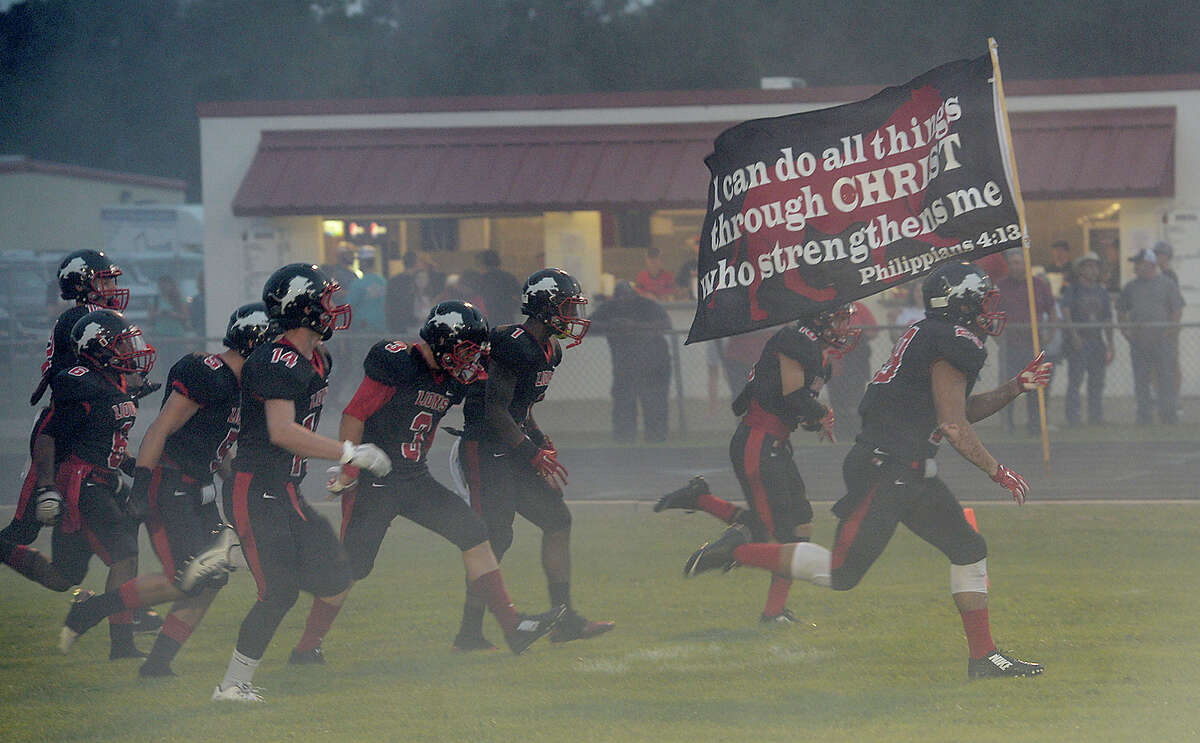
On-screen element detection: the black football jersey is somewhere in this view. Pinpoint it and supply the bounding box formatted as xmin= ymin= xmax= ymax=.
xmin=33 ymin=303 xmax=100 ymax=401
xmin=44 ymin=365 xmax=138 ymax=473
xmin=462 ymin=324 xmax=560 ymax=442
xmin=734 ymin=324 xmax=830 ymax=430
xmin=858 ymin=317 xmax=987 ymax=459
xmin=161 ymin=352 xmax=241 ymax=483
xmin=233 ymin=340 xmax=331 ymax=484
xmin=355 ymin=340 xmax=467 ymax=477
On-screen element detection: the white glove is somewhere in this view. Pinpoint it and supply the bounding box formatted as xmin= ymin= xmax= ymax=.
xmin=35 ymin=487 xmax=63 ymax=525
xmin=325 ymin=465 xmax=359 ymax=497
xmin=341 ymin=440 xmax=391 ymax=477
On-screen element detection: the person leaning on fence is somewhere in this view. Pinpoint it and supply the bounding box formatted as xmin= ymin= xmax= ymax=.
xmin=1118 ymin=249 xmax=1184 ymax=425
xmin=1060 ymin=252 xmax=1114 ymax=426
xmin=588 ymin=281 xmax=672 ymax=442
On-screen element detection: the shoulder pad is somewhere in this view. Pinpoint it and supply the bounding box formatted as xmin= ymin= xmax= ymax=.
xmin=363 ymin=340 xmax=417 ymax=387
xmin=489 ymin=325 xmax=536 ymax=368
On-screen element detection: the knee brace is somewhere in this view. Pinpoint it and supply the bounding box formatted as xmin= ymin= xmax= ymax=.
xmin=788 ymin=542 xmax=832 ymax=587
xmin=950 ymin=558 xmax=988 ymax=594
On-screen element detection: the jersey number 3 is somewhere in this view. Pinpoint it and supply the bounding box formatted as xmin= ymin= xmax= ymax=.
xmin=400 ymin=411 xmax=433 ymax=461
xmin=872 ymin=325 xmax=919 ymax=385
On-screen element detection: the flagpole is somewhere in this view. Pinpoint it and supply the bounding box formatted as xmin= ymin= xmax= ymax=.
xmin=988 ymin=37 xmax=1051 ymax=470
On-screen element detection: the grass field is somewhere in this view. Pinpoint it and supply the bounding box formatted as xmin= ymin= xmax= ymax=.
xmin=3 ymin=501 xmax=1200 ymax=743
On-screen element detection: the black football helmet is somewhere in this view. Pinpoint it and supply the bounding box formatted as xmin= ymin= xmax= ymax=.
xmin=71 ymin=309 xmax=156 ymax=375
xmin=520 ymin=268 xmax=590 ymax=348
xmin=58 ymin=249 xmax=129 ymax=310
xmin=804 ymin=304 xmax=861 ymax=357
xmin=261 ymin=263 xmax=351 ymax=340
xmin=420 ymin=300 xmax=490 ymax=384
xmin=923 ymin=261 xmax=1006 ymax=336
xmin=223 ymin=302 xmax=275 ymax=357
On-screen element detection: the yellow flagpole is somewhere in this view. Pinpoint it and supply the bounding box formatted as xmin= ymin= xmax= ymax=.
xmin=988 ymin=37 xmax=1051 ymax=469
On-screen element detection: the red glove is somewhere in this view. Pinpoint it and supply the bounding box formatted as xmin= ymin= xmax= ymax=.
xmin=991 ymin=463 xmax=1029 ymax=505
xmin=531 ymin=447 xmax=568 ymax=490
xmin=817 ymin=408 xmax=836 ymax=443
xmin=1016 ymin=351 xmax=1053 ymax=392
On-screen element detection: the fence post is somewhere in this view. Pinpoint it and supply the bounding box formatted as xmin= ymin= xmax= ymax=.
xmin=670 ymin=332 xmax=687 ymax=437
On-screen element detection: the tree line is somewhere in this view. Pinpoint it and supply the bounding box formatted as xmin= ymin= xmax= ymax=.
xmin=2 ymin=0 xmax=1197 ymax=200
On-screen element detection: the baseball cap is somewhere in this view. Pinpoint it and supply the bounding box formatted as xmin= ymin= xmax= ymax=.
xmin=1073 ymin=251 xmax=1100 ymax=268
xmin=1128 ymin=248 xmax=1156 ymax=264
xmin=1152 ymin=241 xmax=1173 ymax=257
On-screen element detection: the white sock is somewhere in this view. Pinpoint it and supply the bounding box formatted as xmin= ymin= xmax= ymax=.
xmin=220 ymin=649 xmax=260 ymax=689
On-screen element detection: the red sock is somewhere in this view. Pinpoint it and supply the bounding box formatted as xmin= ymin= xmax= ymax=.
xmin=295 ymin=597 xmax=342 ymax=653
xmin=960 ymin=607 xmax=996 ymax=659
xmin=119 ymin=580 xmax=143 ymax=609
xmin=471 ymin=569 xmax=519 ymax=634
xmin=732 ymin=543 xmax=782 ymax=571
xmin=160 ymin=613 xmax=194 ymax=645
xmin=695 ymin=494 xmax=739 ymax=523
xmin=762 ymin=574 xmax=792 ymax=616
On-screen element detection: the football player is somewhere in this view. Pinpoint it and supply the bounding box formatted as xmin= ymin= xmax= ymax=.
xmin=57 ymin=303 xmax=275 ymax=678
xmin=0 ymin=309 xmax=156 ymax=659
xmin=452 ymin=268 xmax=614 ymax=649
xmin=211 ymin=263 xmax=391 ymax=703
xmin=684 ymin=261 xmax=1051 ymax=679
xmin=292 ymin=300 xmax=564 ymax=662
xmin=654 ymin=305 xmax=859 ymax=624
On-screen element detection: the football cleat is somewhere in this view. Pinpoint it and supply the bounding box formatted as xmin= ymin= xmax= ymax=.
xmin=968 ymin=648 xmax=1044 ymax=679
xmin=211 ymin=682 xmax=265 ymax=702
xmin=137 ymin=661 xmax=177 ymax=678
xmin=452 ymin=633 xmax=498 ymax=652
xmin=175 ymin=526 xmax=238 ymax=594
xmin=759 ymin=607 xmax=798 ymax=625
xmin=131 ymin=607 xmax=163 ymax=633
xmin=288 ymin=646 xmax=325 ymax=665
xmin=653 ymin=476 xmax=710 ymax=513
xmin=58 ymin=589 xmax=95 ymax=654
xmin=549 ymin=611 xmax=615 ymax=643
xmin=684 ymin=524 xmax=750 ymax=578
xmin=504 ymin=604 xmax=567 ymax=655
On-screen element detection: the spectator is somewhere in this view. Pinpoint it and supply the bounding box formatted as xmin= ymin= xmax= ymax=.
xmin=674 ymin=237 xmax=700 ymax=300
xmin=995 ymin=250 xmax=1058 ymax=434
xmin=412 ymin=253 xmax=446 ymax=311
xmin=474 ymin=250 xmax=521 ymax=325
xmin=825 ymin=300 xmax=878 ymax=440
xmin=1153 ymin=241 xmax=1183 ymax=407
xmin=1043 ymin=240 xmax=1075 ymax=292
xmin=346 ymin=245 xmax=387 ymax=333
xmin=589 ymin=281 xmax=672 ymax=442
xmin=322 ymin=241 xmax=359 ymax=291
xmin=189 ymin=272 xmax=206 ymax=336
xmin=386 ymin=251 xmax=420 ymax=334
xmin=1117 ymin=249 xmax=1184 ymax=424
xmin=635 ymin=247 xmax=676 ymax=301
xmin=1102 ymin=239 xmax=1122 ymax=292
xmin=885 ymin=282 xmax=925 ymax=341
xmin=435 ymin=271 xmax=487 ymax=312
xmin=1060 ymin=252 xmax=1114 ymax=426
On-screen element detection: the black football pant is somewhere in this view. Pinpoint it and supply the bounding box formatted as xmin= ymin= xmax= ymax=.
xmin=829 ymin=443 xmax=986 ymax=591
xmin=145 ymin=466 xmax=223 ymax=577
xmin=729 ymin=424 xmax=811 ymax=542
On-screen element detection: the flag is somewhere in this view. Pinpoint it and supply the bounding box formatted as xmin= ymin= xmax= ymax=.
xmin=687 ymin=52 xmax=1021 ymax=343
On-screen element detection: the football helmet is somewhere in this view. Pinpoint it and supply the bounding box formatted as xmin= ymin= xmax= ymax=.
xmin=58 ymin=249 xmax=129 ymax=311
xmin=805 ymin=304 xmax=861 ymax=357
xmin=520 ymin=268 xmax=590 ymax=348
xmin=222 ymin=302 xmax=275 ymax=357
xmin=261 ymin=263 xmax=351 ymax=340
xmin=922 ymin=261 xmax=1006 ymax=336
xmin=71 ymin=309 xmax=156 ymax=375
xmin=420 ymin=300 xmax=490 ymax=384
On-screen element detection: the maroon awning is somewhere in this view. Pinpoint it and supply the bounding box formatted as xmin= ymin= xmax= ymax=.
xmin=1010 ymin=107 xmax=1175 ymax=200
xmin=231 ymin=108 xmax=1175 ymax=216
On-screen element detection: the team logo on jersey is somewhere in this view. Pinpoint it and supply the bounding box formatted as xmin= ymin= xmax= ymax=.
xmin=535 ymin=370 xmax=554 ymax=387
xmin=110 ymin=400 xmax=137 ymax=418
xmin=414 ymin=389 xmax=450 ymax=412
xmin=67 ymin=365 xmax=89 ymax=377
xmin=954 ymin=326 xmax=984 ymax=349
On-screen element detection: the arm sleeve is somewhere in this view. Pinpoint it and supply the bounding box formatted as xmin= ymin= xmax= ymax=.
xmin=344 ymin=376 xmax=397 ymax=421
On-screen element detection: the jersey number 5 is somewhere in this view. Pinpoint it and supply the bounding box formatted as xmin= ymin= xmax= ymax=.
xmin=871 ymin=325 xmax=919 ymax=385
xmin=400 ymin=411 xmax=434 ymax=461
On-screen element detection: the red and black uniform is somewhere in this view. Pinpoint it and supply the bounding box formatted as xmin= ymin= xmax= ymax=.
xmin=145 ymin=352 xmax=240 ymax=576
xmin=34 ymin=364 xmax=139 ymax=586
xmin=224 ymin=339 xmax=350 ymax=658
xmin=458 ymin=324 xmax=570 ymax=559
xmin=831 ymin=317 xmax=989 ymax=590
xmin=729 ymin=324 xmax=831 ymax=542
xmin=5 ymin=304 xmax=102 ymax=542
xmin=339 ymin=341 xmax=487 ymax=579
